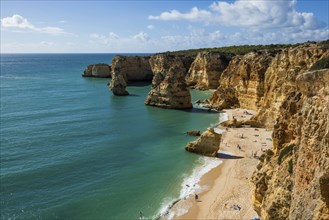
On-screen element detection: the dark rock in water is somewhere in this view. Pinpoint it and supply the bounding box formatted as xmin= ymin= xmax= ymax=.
xmin=186 ymin=130 xmax=201 ymax=136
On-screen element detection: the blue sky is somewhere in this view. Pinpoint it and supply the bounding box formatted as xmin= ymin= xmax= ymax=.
xmin=1 ymin=0 xmax=328 ymax=53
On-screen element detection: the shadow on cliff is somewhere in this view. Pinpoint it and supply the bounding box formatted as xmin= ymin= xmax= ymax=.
xmin=127 ymin=81 xmax=152 ymax=87
xmin=183 ymin=108 xmax=221 ymax=114
xmin=216 ymin=153 xmax=244 ymax=159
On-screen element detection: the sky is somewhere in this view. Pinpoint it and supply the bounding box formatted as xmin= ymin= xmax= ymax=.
xmin=1 ymin=0 xmax=328 ymax=53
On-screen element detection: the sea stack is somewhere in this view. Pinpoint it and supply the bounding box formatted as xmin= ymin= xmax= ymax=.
xmin=108 ymin=55 xmax=153 ymax=96
xmin=145 ymin=54 xmax=193 ymax=109
xmin=82 ymin=64 xmax=111 ymax=78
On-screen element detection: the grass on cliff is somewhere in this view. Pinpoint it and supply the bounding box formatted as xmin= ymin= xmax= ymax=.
xmin=158 ymin=39 xmax=329 ymax=57
xmin=159 ymin=43 xmax=302 ymax=57
xmin=278 ymin=144 xmax=295 ymax=165
xmin=288 ymin=159 xmax=293 ymax=175
xmin=310 ymin=57 xmax=329 ymax=71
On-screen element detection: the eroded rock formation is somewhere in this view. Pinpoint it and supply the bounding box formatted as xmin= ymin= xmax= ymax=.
xmin=251 ymin=69 xmax=329 ymax=219
xmin=144 ymin=54 xmax=193 ymax=109
xmin=83 ymin=64 xmax=111 ymax=78
xmin=186 ymin=52 xmax=232 ymax=89
xmin=108 ymin=55 xmax=152 ymax=95
xmin=111 ymin=56 xmax=153 ymax=82
xmin=209 ymin=43 xmax=329 ymax=128
xmin=185 ymin=128 xmax=221 ymax=157
xmin=209 ymin=51 xmax=275 ymax=111
xmin=254 ymin=43 xmax=329 ymax=127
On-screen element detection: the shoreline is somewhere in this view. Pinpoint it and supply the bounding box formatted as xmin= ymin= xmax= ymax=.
xmin=161 ymin=108 xmax=273 ymax=219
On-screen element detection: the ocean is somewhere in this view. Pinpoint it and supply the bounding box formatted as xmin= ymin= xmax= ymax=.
xmin=0 ymin=54 xmax=222 ymax=219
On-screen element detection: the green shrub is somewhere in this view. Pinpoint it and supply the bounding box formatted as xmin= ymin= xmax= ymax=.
xmin=288 ymin=159 xmax=293 ymax=174
xmin=310 ymin=57 xmax=329 ymax=71
xmin=278 ymin=144 xmax=295 ymax=165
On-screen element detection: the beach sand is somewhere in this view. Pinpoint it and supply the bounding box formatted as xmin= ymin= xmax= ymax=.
xmin=165 ymin=108 xmax=273 ymax=219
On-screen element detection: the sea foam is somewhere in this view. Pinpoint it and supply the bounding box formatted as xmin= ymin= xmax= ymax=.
xmin=157 ymin=157 xmax=223 ymax=219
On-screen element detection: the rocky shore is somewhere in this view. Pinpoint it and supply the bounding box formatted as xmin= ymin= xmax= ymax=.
xmin=83 ymin=40 xmax=329 ymax=219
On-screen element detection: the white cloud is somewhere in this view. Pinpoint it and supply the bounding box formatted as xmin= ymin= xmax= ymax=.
xmin=1 ymin=14 xmax=33 ymax=29
xmin=149 ymin=0 xmax=324 ymax=30
xmin=147 ymin=25 xmax=155 ymax=29
xmin=1 ymin=14 xmax=67 ymax=35
xmin=40 ymin=41 xmax=55 ymax=46
xmin=133 ymin=32 xmax=150 ymax=42
xmin=90 ymin=31 xmax=150 ymax=45
xmin=158 ymin=26 xmax=329 ymax=51
xmin=149 ymin=7 xmax=212 ymax=22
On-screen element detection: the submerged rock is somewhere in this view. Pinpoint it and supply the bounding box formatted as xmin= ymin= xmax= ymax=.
xmin=186 ymin=130 xmax=201 ymax=136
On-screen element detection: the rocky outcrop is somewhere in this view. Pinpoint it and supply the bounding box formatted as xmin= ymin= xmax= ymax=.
xmin=185 ymin=128 xmax=221 ymax=157
xmin=186 ymin=52 xmax=231 ymax=89
xmin=108 ymin=55 xmax=153 ymax=95
xmin=111 ymin=56 xmax=153 ymax=82
xmin=144 ymin=55 xmax=193 ymax=109
xmin=83 ymin=64 xmax=111 ymax=78
xmin=209 ymin=51 xmax=275 ymax=110
xmin=251 ymin=69 xmax=329 ymax=219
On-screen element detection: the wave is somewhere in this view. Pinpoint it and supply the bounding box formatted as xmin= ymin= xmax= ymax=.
xmin=156 ymin=157 xmax=222 ymax=219
xmin=0 ymin=75 xmax=44 ymax=80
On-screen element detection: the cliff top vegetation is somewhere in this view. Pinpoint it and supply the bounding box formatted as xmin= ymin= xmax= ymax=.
xmin=159 ymin=39 xmax=329 ymax=57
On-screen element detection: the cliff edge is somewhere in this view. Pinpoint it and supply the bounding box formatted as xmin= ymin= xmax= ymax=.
xmin=251 ymin=68 xmax=329 ymax=219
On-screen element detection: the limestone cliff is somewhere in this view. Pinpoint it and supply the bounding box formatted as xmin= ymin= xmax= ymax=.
xmin=83 ymin=64 xmax=111 ymax=78
xmin=254 ymin=43 xmax=329 ymax=127
xmin=185 ymin=128 xmax=221 ymax=157
xmin=144 ymin=54 xmax=193 ymax=109
xmin=185 ymin=52 xmax=231 ymax=90
xmin=108 ymin=55 xmax=152 ymax=96
xmin=209 ymin=51 xmax=274 ymax=111
xmin=251 ymin=69 xmax=329 ymax=219
xmin=111 ymin=56 xmax=153 ymax=82
xmin=209 ymin=43 xmax=329 ymax=128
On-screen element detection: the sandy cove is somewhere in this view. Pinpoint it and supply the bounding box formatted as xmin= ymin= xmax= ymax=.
xmin=165 ymin=108 xmax=273 ymax=219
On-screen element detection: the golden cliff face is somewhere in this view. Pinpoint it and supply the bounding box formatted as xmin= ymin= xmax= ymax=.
xmin=251 ymin=69 xmax=329 ymax=219
xmin=144 ymin=54 xmax=193 ymax=109
xmin=209 ymin=43 xmax=329 ymax=128
xmin=185 ymin=52 xmax=231 ymax=90
xmin=209 ymin=51 xmax=274 ymax=111
xmin=254 ymin=44 xmax=329 ymax=127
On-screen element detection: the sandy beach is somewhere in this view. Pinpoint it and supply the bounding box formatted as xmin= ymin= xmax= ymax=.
xmin=165 ymin=108 xmax=273 ymax=219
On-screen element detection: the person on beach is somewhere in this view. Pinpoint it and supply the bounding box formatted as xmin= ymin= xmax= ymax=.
xmin=195 ymin=194 xmax=199 ymax=201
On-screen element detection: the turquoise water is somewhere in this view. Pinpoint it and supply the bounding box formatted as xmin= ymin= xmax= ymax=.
xmin=0 ymin=54 xmax=219 ymax=219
